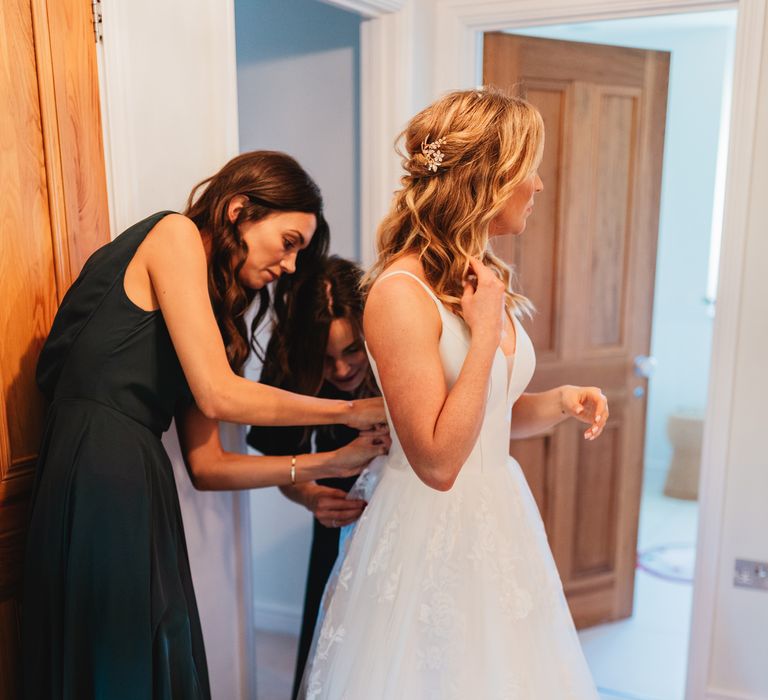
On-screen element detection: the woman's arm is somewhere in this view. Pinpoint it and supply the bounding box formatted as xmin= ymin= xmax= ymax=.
xmin=510 ymin=385 xmax=609 ymax=440
xmin=364 ymin=260 xmax=504 ymax=492
xmin=279 ymin=483 xmax=366 ymax=528
xmin=141 ymin=214 xmax=382 ymax=428
xmin=175 ymin=403 xmax=388 ymax=491
xmin=248 ymin=398 xmax=369 ymax=527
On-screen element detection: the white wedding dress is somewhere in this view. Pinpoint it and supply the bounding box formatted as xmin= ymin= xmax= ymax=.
xmin=301 ymin=271 xmax=600 ymax=699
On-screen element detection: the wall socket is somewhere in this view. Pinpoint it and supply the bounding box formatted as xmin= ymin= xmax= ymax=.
xmin=734 ymin=559 xmax=768 ymax=591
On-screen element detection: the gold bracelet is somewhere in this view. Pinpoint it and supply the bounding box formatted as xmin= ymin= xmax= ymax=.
xmin=290 ymin=455 xmax=297 ymax=485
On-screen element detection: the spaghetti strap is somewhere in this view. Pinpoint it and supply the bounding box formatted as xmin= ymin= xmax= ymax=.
xmin=376 ymin=270 xmax=444 ymax=313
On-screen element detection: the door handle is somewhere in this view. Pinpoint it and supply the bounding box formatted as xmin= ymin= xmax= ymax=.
xmin=634 ymin=355 xmax=657 ymax=379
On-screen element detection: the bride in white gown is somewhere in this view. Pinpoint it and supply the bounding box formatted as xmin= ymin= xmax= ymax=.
xmin=301 ymin=88 xmax=609 ymax=699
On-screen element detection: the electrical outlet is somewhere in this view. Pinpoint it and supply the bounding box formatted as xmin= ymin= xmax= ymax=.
xmin=734 ymin=559 xmax=768 ymax=591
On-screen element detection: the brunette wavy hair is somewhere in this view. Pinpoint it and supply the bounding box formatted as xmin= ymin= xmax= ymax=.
xmin=364 ymin=87 xmax=544 ymax=318
xmin=261 ymin=255 xmax=378 ymax=400
xmin=184 ymin=151 xmax=329 ymax=373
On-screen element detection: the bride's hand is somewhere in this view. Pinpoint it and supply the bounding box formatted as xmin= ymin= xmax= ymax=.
xmin=330 ymin=428 xmax=391 ymax=478
xmin=343 ymin=396 xmax=386 ymax=430
xmin=461 ymin=257 xmax=505 ymax=348
xmin=559 ymin=385 xmax=609 ymax=440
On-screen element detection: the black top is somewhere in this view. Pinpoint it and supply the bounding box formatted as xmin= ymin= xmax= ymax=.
xmin=36 ymin=212 xmax=192 ymax=432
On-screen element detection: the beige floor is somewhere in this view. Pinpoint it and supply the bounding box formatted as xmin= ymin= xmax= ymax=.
xmin=255 ymin=629 xmax=300 ymax=700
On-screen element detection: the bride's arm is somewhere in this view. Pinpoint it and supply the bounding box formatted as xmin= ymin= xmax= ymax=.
xmin=364 ymin=260 xmax=503 ymax=491
xmin=510 ymin=386 xmax=609 ymax=440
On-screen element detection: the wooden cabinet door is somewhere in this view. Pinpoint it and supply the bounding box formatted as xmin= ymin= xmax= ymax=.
xmin=0 ymin=1 xmax=109 ymax=696
xmin=483 ymin=32 xmax=669 ymax=628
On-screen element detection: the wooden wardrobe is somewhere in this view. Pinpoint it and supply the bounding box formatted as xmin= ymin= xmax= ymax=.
xmin=0 ymin=0 xmax=109 ymax=695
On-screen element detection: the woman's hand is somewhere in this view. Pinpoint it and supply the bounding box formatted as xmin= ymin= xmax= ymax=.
xmin=559 ymin=385 xmax=609 ymax=440
xmin=330 ymin=428 xmax=391 ymax=478
xmin=461 ymin=257 xmax=505 ymax=348
xmin=344 ymin=396 xmax=386 ymax=431
xmin=303 ymin=484 xmax=367 ymax=528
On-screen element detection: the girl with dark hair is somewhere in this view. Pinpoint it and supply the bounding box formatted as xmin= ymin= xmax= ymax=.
xmin=22 ymin=151 xmax=385 ymax=700
xmin=247 ymin=255 xmax=380 ymax=699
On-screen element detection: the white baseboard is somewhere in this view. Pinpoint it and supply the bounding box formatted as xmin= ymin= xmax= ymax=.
xmin=253 ymin=601 xmax=302 ymax=636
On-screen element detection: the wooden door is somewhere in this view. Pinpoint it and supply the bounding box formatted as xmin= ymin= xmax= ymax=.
xmin=0 ymin=1 xmax=109 ymax=695
xmin=484 ymin=33 xmax=669 ymax=628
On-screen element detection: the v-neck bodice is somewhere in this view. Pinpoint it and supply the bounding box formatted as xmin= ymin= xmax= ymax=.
xmin=369 ymin=270 xmax=535 ymax=401
xmin=365 ymin=270 xmax=536 ymax=475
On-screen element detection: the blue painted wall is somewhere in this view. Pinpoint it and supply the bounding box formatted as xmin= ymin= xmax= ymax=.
xmin=236 ymin=0 xmax=361 ymax=260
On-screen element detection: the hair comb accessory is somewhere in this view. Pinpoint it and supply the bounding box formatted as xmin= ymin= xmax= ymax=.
xmin=421 ymin=136 xmax=447 ymax=173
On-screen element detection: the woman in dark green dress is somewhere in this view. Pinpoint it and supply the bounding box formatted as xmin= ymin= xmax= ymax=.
xmin=22 ymin=151 xmax=386 ymax=699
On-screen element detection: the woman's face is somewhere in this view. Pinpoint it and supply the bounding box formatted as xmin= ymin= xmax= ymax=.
xmin=228 ymin=197 xmax=317 ymax=289
xmin=323 ymin=318 xmax=369 ymax=393
xmin=488 ymin=171 xmax=544 ymax=238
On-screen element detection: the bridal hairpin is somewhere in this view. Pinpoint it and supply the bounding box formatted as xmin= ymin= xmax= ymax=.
xmin=421 ymin=136 xmax=447 ymax=173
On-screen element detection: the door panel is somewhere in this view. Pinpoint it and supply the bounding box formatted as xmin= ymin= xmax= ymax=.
xmin=589 ymin=88 xmax=640 ymax=349
xmin=484 ymin=32 xmax=669 ymax=628
xmin=1 ymin=0 xmax=58 ymax=476
xmin=573 ymin=422 xmax=620 ymax=575
xmin=45 ymin=0 xmax=111 ymax=277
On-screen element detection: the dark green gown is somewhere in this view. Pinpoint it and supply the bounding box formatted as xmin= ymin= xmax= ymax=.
xmin=22 ymin=212 xmax=211 ymax=699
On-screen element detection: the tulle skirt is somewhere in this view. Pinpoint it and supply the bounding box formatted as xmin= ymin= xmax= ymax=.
xmin=300 ymin=454 xmax=599 ymax=700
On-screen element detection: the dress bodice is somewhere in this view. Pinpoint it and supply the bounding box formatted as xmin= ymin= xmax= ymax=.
xmin=36 ymin=212 xmax=191 ymax=436
xmin=364 ymin=270 xmax=536 ymax=476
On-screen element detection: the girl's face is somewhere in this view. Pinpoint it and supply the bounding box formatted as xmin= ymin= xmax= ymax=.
xmin=228 ymin=197 xmax=317 ymax=289
xmin=323 ymin=318 xmax=369 ymax=393
xmin=488 ymin=171 xmax=544 ymax=238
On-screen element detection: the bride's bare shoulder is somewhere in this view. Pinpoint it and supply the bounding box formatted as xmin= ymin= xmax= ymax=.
xmin=368 ymin=257 xmax=427 ymax=303
xmin=364 ymin=256 xmax=440 ymax=340
xmin=369 ymin=255 xmax=429 ymax=294
xmin=380 ymin=253 xmax=424 ymax=277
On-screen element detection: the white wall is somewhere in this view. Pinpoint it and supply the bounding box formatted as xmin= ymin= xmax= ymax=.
xmin=511 ymin=14 xmax=736 ymax=477
xmin=234 ymin=0 xmax=362 ymax=632
xmin=706 ymin=9 xmax=768 ymax=693
xmin=97 ymin=1 xmax=253 ymax=698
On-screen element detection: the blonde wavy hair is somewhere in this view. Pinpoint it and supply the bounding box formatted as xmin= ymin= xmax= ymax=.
xmin=365 ymin=87 xmax=544 ymax=318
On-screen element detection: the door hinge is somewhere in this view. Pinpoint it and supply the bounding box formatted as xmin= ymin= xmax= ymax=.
xmin=91 ymin=0 xmax=103 ymax=43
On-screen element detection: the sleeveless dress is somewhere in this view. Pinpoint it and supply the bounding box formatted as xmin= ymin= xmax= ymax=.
xmin=301 ymin=271 xmax=599 ymax=699
xmin=22 ymin=212 xmax=210 ymax=699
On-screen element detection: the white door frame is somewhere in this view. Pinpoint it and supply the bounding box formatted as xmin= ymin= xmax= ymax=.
xmin=324 ymin=1 xmax=766 ymax=699
xmin=95 ymin=2 xmax=255 ymax=698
